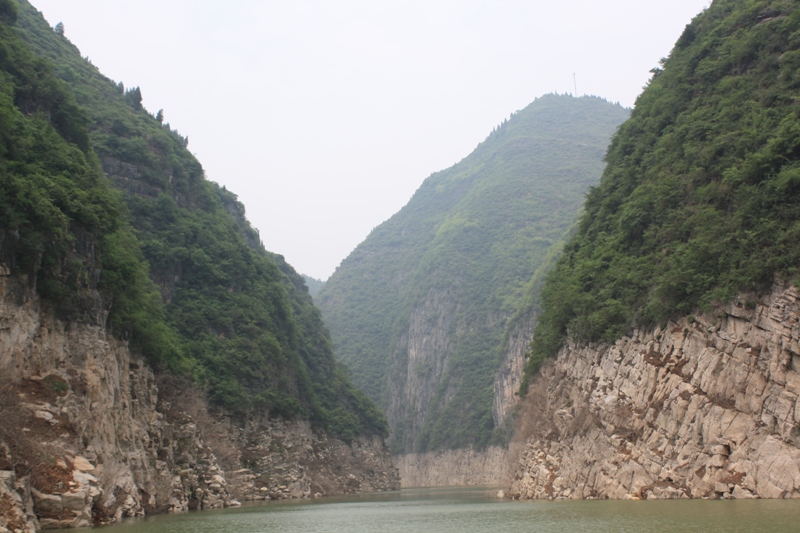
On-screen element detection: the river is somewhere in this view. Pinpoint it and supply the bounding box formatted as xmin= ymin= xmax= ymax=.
xmin=107 ymin=488 xmax=800 ymax=532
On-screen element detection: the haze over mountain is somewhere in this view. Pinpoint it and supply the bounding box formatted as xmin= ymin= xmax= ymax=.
xmin=318 ymin=94 xmax=629 ymax=453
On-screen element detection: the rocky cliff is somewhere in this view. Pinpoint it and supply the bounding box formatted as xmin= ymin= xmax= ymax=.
xmin=0 ymin=274 xmax=397 ymax=532
xmin=493 ymin=314 xmax=536 ymax=428
xmin=228 ymin=420 xmax=398 ymax=500
xmin=0 ymin=273 xmax=232 ymax=531
xmin=396 ymin=447 xmax=509 ymax=488
xmin=510 ymin=282 xmax=800 ymax=500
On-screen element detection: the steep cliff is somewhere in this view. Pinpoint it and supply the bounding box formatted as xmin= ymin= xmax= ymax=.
xmin=396 ymin=447 xmax=510 ymax=488
xmin=319 ymin=95 xmax=629 ymax=454
xmin=1 ymin=2 xmax=398 ymax=530
xmin=511 ymin=283 xmax=800 ymax=500
xmin=10 ymin=0 xmax=388 ymax=444
xmin=0 ymin=274 xmax=233 ymax=530
xmin=0 ymin=273 xmax=397 ymax=532
xmin=514 ymin=0 xmax=800 ymax=500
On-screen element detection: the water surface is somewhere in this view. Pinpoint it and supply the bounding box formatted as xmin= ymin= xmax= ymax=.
xmin=109 ymin=487 xmax=800 ymax=532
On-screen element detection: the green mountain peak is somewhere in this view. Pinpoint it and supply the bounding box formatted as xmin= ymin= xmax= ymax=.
xmin=318 ymin=93 xmax=629 ymax=453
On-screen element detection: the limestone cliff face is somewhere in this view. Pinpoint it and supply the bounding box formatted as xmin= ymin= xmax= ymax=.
xmin=385 ymin=289 xmax=530 ymax=453
xmin=382 ymin=288 xmax=528 ymax=479
xmin=229 ymin=420 xmax=398 ymax=500
xmin=0 ymin=275 xmax=398 ymax=532
xmin=0 ymin=274 xmax=233 ymax=531
xmin=510 ymin=283 xmax=800 ymax=500
xmin=396 ymin=447 xmax=510 ymax=488
xmin=385 ymin=289 xmax=456 ymax=452
xmin=493 ymin=314 xmax=536 ymax=427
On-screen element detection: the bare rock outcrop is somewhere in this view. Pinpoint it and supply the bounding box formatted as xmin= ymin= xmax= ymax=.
xmin=228 ymin=419 xmax=398 ymax=501
xmin=510 ymin=282 xmax=800 ymax=500
xmin=396 ymin=447 xmax=509 ymax=488
xmin=493 ymin=314 xmax=536 ymax=427
xmin=0 ymin=273 xmax=234 ymax=531
xmin=0 ymin=272 xmax=397 ymax=532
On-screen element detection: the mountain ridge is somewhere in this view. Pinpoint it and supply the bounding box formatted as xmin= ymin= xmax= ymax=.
xmin=318 ymin=93 xmax=629 ymax=453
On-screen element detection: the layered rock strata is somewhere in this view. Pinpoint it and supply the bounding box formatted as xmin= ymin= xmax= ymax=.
xmin=510 ymin=283 xmax=800 ymax=500
xmin=396 ymin=447 xmax=509 ymax=488
xmin=0 ymin=274 xmax=397 ymax=532
xmin=229 ymin=420 xmax=399 ymax=500
xmin=0 ymin=274 xmax=233 ymax=531
xmin=493 ymin=315 xmax=535 ymax=427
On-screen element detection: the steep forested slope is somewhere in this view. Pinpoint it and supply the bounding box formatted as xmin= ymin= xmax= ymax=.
xmin=318 ymin=95 xmax=629 ymax=452
xmin=0 ymin=0 xmax=179 ymax=364
xmin=524 ymin=0 xmax=800 ymax=383
xmin=511 ymin=0 xmax=800 ymax=502
xmin=5 ymin=0 xmax=386 ymax=440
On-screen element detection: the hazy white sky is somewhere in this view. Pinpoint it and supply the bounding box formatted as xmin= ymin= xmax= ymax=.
xmin=31 ymin=0 xmax=709 ymax=280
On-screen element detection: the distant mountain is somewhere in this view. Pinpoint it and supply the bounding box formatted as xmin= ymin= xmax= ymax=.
xmin=317 ymin=94 xmax=629 ymax=453
xmin=302 ymin=275 xmax=325 ymax=299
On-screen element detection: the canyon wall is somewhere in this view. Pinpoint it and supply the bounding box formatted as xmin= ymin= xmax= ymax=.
xmin=396 ymin=447 xmax=510 ymax=488
xmin=493 ymin=314 xmax=535 ymax=427
xmin=318 ymin=96 xmax=629 ymax=455
xmin=510 ymin=283 xmax=800 ymax=500
xmin=0 ymin=272 xmax=232 ymax=531
xmin=0 ymin=274 xmax=397 ymax=532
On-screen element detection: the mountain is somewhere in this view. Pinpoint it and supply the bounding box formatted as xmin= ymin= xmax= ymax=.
xmin=512 ymin=0 xmax=800 ymax=501
xmin=10 ymin=0 xmax=386 ymax=439
xmin=302 ymin=274 xmax=325 ymax=299
xmin=524 ymin=0 xmax=800 ymax=380
xmin=1 ymin=1 xmax=396 ymax=527
xmin=317 ymin=94 xmax=629 ymax=453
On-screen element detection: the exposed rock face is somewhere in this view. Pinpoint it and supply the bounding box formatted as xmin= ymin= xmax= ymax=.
xmin=384 ymin=291 xmax=530 ymax=453
xmin=318 ymin=96 xmax=629 ymax=455
xmin=0 ymin=274 xmax=233 ymax=531
xmin=0 ymin=274 xmax=398 ymax=531
xmin=385 ymin=289 xmax=456 ymax=452
xmin=511 ymin=283 xmax=800 ymax=500
xmin=229 ymin=419 xmax=399 ymax=501
xmin=0 ymin=470 xmax=36 ymax=533
xmin=388 ymin=313 xmax=531 ymax=490
xmin=396 ymin=447 xmax=510 ymax=488
xmin=493 ymin=315 xmax=535 ymax=427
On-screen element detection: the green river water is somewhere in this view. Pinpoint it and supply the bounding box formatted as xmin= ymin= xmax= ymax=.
xmin=106 ymin=488 xmax=800 ymax=532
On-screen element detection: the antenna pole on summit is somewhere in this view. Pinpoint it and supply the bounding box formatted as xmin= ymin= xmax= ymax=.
xmin=573 ymin=73 xmax=578 ymax=97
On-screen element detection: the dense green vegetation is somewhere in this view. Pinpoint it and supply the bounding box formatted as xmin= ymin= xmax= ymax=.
xmin=4 ymin=0 xmax=386 ymax=440
xmin=318 ymin=95 xmax=628 ymax=452
xmin=302 ymin=275 xmax=325 ymax=299
xmin=524 ymin=0 xmax=800 ymax=385
xmin=0 ymin=0 xmax=183 ymax=366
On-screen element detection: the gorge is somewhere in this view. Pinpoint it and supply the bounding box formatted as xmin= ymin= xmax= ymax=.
xmin=4 ymin=0 xmax=800 ymax=531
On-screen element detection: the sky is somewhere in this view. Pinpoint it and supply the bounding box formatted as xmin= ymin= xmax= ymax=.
xmin=31 ymin=0 xmax=710 ymax=280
